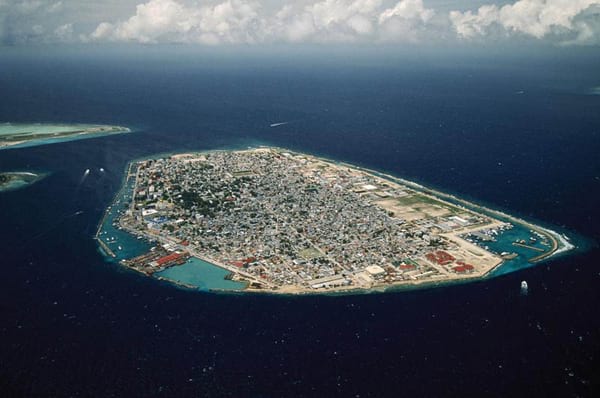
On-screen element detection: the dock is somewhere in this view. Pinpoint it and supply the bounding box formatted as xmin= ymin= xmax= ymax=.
xmin=528 ymin=229 xmax=559 ymax=263
xmin=512 ymin=241 xmax=545 ymax=252
xmin=121 ymin=246 xmax=190 ymax=275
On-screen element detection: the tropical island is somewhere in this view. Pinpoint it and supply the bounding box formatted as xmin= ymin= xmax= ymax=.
xmin=0 ymin=171 xmax=48 ymax=192
xmin=0 ymin=123 xmax=131 ymax=150
xmin=97 ymin=147 xmax=574 ymax=294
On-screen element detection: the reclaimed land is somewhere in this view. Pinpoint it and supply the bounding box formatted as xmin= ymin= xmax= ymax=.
xmin=99 ymin=147 xmax=572 ymax=295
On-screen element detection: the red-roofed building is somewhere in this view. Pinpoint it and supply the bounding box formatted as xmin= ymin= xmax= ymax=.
xmin=426 ymin=251 xmax=455 ymax=265
xmin=157 ymin=252 xmax=182 ymax=266
xmin=453 ymin=263 xmax=474 ymax=273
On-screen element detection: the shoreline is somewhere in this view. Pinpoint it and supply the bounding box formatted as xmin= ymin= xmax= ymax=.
xmin=96 ymin=145 xmax=582 ymax=296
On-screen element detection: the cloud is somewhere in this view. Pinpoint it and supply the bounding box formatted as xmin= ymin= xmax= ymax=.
xmin=89 ymin=0 xmax=439 ymax=44
xmin=271 ymin=0 xmax=384 ymax=42
xmin=563 ymin=5 xmax=600 ymax=45
xmin=99 ymin=0 xmax=188 ymax=43
xmin=379 ymin=0 xmax=433 ymax=24
xmin=450 ymin=0 xmax=600 ymax=43
xmin=0 ymin=0 xmax=72 ymax=44
xmin=54 ymin=22 xmax=74 ymax=41
xmin=1 ymin=0 xmax=600 ymax=46
xmin=91 ymin=0 xmax=264 ymax=44
xmin=378 ymin=0 xmax=437 ymax=42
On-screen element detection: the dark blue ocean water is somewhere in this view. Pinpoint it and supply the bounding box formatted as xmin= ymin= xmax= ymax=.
xmin=1 ymin=46 xmax=599 ymax=397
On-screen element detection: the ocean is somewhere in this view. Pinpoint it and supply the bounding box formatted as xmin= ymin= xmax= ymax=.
xmin=0 ymin=45 xmax=599 ymax=397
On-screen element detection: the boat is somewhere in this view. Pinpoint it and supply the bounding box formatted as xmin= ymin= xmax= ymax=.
xmin=501 ymin=252 xmax=518 ymax=260
xmin=520 ymin=280 xmax=528 ymax=295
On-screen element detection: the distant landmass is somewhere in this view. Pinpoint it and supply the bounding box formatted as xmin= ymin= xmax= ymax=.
xmin=0 ymin=171 xmax=47 ymax=192
xmin=0 ymin=123 xmax=131 ymax=150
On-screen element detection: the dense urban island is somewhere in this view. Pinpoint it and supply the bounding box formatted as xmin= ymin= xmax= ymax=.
xmin=101 ymin=147 xmax=567 ymax=294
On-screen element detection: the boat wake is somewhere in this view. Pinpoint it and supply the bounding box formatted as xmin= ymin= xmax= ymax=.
xmin=78 ymin=168 xmax=90 ymax=185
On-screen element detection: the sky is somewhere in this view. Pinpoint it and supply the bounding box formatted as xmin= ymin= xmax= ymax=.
xmin=1 ymin=0 xmax=599 ymax=47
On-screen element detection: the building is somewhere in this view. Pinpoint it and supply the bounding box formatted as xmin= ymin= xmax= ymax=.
xmin=309 ymin=275 xmax=348 ymax=289
xmin=365 ymin=265 xmax=386 ymax=279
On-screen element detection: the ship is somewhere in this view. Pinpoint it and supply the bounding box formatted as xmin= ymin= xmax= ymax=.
xmin=520 ymin=280 xmax=528 ymax=295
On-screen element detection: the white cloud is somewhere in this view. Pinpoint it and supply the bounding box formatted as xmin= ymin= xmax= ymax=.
xmin=272 ymin=0 xmax=383 ymax=42
xmin=450 ymin=0 xmax=600 ymax=42
xmin=111 ymin=0 xmax=188 ymax=42
xmin=54 ymin=22 xmax=73 ymax=41
xmin=2 ymin=0 xmax=600 ymax=46
xmin=197 ymin=0 xmax=263 ymax=43
xmin=377 ymin=0 xmax=436 ymax=42
xmin=89 ymin=0 xmax=440 ymax=44
xmin=91 ymin=22 xmax=115 ymax=40
xmin=379 ymin=0 xmax=433 ymax=24
xmin=449 ymin=5 xmax=500 ymax=38
xmin=90 ymin=0 xmax=264 ymax=44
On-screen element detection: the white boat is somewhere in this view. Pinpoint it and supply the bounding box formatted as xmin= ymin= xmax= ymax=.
xmin=520 ymin=280 xmax=528 ymax=295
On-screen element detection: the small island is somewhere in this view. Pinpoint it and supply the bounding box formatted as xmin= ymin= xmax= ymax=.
xmin=0 ymin=171 xmax=47 ymax=192
xmin=97 ymin=147 xmax=574 ymax=294
xmin=0 ymin=123 xmax=131 ymax=150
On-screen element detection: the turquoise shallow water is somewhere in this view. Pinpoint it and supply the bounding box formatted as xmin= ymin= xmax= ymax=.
xmin=156 ymin=257 xmax=247 ymax=291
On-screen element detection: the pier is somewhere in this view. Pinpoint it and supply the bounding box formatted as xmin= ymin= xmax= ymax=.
xmin=528 ymin=229 xmax=559 ymax=263
xmin=512 ymin=241 xmax=545 ymax=252
xmin=97 ymin=237 xmax=116 ymax=257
